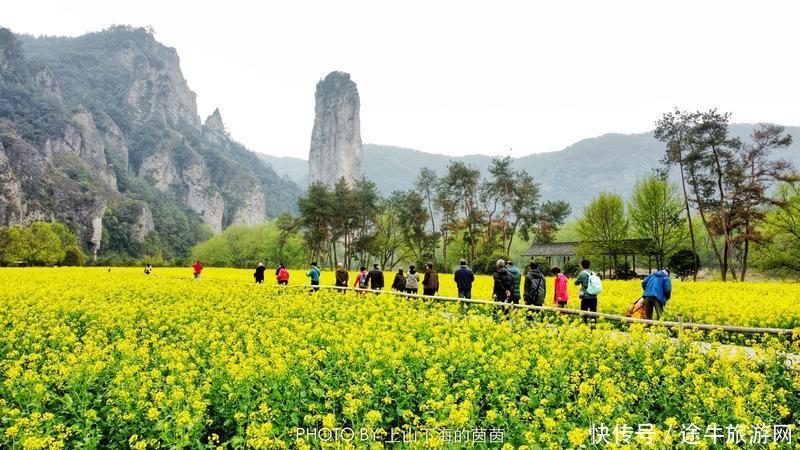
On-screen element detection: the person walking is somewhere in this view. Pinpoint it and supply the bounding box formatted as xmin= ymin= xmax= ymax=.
xmin=506 ymin=259 xmax=522 ymax=304
xmin=365 ymin=264 xmax=384 ymax=294
xmin=392 ymin=268 xmax=407 ymax=292
xmin=354 ymin=266 xmax=369 ymax=295
xmin=144 ymin=263 xmax=152 ymax=276
xmin=276 ymin=264 xmax=289 ymax=285
xmin=551 ymin=266 xmax=569 ymax=308
xmin=192 ymin=260 xmax=203 ymax=280
xmin=405 ymin=265 xmax=420 ymax=295
xmin=492 ymin=259 xmax=515 ymax=317
xmin=575 ymin=259 xmax=601 ymax=326
xmin=335 ymin=263 xmax=349 ymax=292
xmin=254 ymin=262 xmax=266 ymax=284
xmin=641 ymin=268 xmax=672 ymax=319
xmin=454 ymin=259 xmax=475 ymax=300
xmin=306 ymin=262 xmax=321 ymax=292
xmin=421 ymin=262 xmax=439 ymax=296
xmin=523 ymin=262 xmax=546 ymax=305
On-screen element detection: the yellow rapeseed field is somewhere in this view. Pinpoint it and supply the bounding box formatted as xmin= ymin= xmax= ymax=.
xmin=142 ymin=266 xmax=799 ymax=329
xmin=0 ymin=267 xmax=798 ymax=448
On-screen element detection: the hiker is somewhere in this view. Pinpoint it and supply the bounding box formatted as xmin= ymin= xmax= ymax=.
xmin=192 ymin=260 xmax=203 ymax=280
xmin=575 ymin=259 xmax=602 ymax=325
xmin=626 ymin=297 xmax=647 ymax=319
xmin=254 ymin=262 xmax=266 ymax=284
xmin=306 ymin=262 xmax=321 ymax=292
xmin=144 ymin=263 xmax=152 ymax=276
xmin=392 ymin=268 xmax=407 ymax=292
xmin=422 ymin=262 xmax=439 ymax=296
xmin=405 ymin=265 xmax=420 ymax=294
xmin=334 ymin=263 xmax=349 ymax=292
xmin=454 ymin=259 xmax=475 ymax=299
xmin=276 ymin=264 xmax=289 ymax=285
xmin=551 ymin=266 xmax=569 ymax=308
xmin=366 ymin=264 xmax=384 ymax=294
xmin=354 ymin=266 xmax=369 ymax=295
xmin=523 ymin=262 xmax=547 ymax=312
xmin=506 ymin=259 xmax=522 ymax=304
xmin=492 ymin=259 xmax=515 ymax=316
xmin=641 ymin=268 xmax=672 ymax=319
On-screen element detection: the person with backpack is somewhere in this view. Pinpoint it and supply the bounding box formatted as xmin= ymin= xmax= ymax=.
xmin=492 ymin=259 xmax=515 ymax=318
xmin=523 ymin=262 xmax=546 ymax=317
xmin=421 ymin=262 xmax=439 ymax=296
xmin=254 ymin=262 xmax=266 ymax=284
xmin=506 ymin=259 xmax=522 ymax=304
xmin=276 ymin=264 xmax=289 ymax=285
xmin=454 ymin=259 xmax=475 ymax=300
xmin=641 ymin=268 xmax=672 ymax=319
xmin=405 ymin=265 xmax=420 ymax=294
xmin=575 ymin=259 xmax=602 ymax=325
xmin=306 ymin=262 xmax=321 ymax=292
xmin=334 ymin=263 xmax=349 ymax=292
xmin=365 ymin=264 xmax=384 ymax=294
xmin=354 ymin=266 xmax=369 ymax=295
xmin=551 ymin=266 xmax=569 ymax=308
xmin=392 ymin=268 xmax=407 ymax=292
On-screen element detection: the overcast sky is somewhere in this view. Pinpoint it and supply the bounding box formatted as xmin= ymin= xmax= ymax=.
xmin=5 ymin=1 xmax=800 ymax=159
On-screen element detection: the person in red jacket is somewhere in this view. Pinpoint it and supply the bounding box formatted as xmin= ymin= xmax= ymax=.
xmin=354 ymin=266 xmax=369 ymax=296
xmin=552 ymin=266 xmax=569 ymax=308
xmin=276 ymin=264 xmax=290 ymax=285
xmin=192 ymin=260 xmax=203 ymax=280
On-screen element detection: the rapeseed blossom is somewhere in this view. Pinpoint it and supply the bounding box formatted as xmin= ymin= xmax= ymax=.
xmin=0 ymin=267 xmax=796 ymax=448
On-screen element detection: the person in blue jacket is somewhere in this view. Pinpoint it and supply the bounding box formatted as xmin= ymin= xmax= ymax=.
xmin=306 ymin=262 xmax=321 ymax=292
xmin=641 ymin=269 xmax=672 ymax=319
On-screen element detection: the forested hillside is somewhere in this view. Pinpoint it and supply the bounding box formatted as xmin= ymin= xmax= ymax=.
xmin=0 ymin=26 xmax=301 ymax=262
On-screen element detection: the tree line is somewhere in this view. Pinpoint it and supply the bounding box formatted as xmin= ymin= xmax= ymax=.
xmin=655 ymin=110 xmax=796 ymax=281
xmin=297 ymin=157 xmax=570 ymax=274
xmin=575 ymin=110 xmax=797 ymax=281
xmin=575 ymin=175 xmax=693 ymax=279
xmin=0 ymin=222 xmax=83 ymax=266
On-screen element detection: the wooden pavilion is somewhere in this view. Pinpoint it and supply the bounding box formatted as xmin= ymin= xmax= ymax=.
xmin=521 ymin=239 xmax=657 ymax=277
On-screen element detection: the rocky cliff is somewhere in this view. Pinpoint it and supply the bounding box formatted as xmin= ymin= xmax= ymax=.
xmin=0 ymin=26 xmax=301 ymax=259
xmin=308 ymin=71 xmax=362 ymax=186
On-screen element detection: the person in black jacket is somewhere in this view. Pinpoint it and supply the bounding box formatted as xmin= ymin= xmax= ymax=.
xmin=523 ymin=262 xmax=546 ymax=306
xmin=365 ymin=264 xmax=384 ymax=294
xmin=454 ymin=259 xmax=475 ymax=300
xmin=254 ymin=262 xmax=266 ymax=284
xmin=523 ymin=262 xmax=546 ymax=320
xmin=392 ymin=268 xmax=407 ymax=292
xmin=493 ymin=259 xmax=515 ymax=318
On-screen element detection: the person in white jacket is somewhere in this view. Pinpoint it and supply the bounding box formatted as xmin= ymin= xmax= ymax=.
xmin=405 ymin=264 xmax=420 ymax=294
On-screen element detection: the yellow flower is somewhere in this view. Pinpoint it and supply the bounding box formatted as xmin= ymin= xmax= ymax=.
xmin=365 ymin=410 xmax=382 ymax=424
xmin=568 ymin=428 xmax=589 ymax=446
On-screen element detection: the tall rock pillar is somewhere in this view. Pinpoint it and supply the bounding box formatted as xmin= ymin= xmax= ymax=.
xmin=308 ymin=71 xmax=362 ymax=186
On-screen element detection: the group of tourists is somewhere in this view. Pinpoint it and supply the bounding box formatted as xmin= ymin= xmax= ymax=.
xmin=347 ymin=262 xmax=439 ymax=296
xmin=189 ymin=255 xmax=672 ymax=322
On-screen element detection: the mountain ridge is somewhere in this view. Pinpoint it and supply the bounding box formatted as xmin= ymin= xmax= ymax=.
xmin=259 ymin=125 xmax=800 ymax=217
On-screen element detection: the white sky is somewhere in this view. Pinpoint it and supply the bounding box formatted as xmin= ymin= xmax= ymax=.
xmin=5 ymin=0 xmax=800 ymax=159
